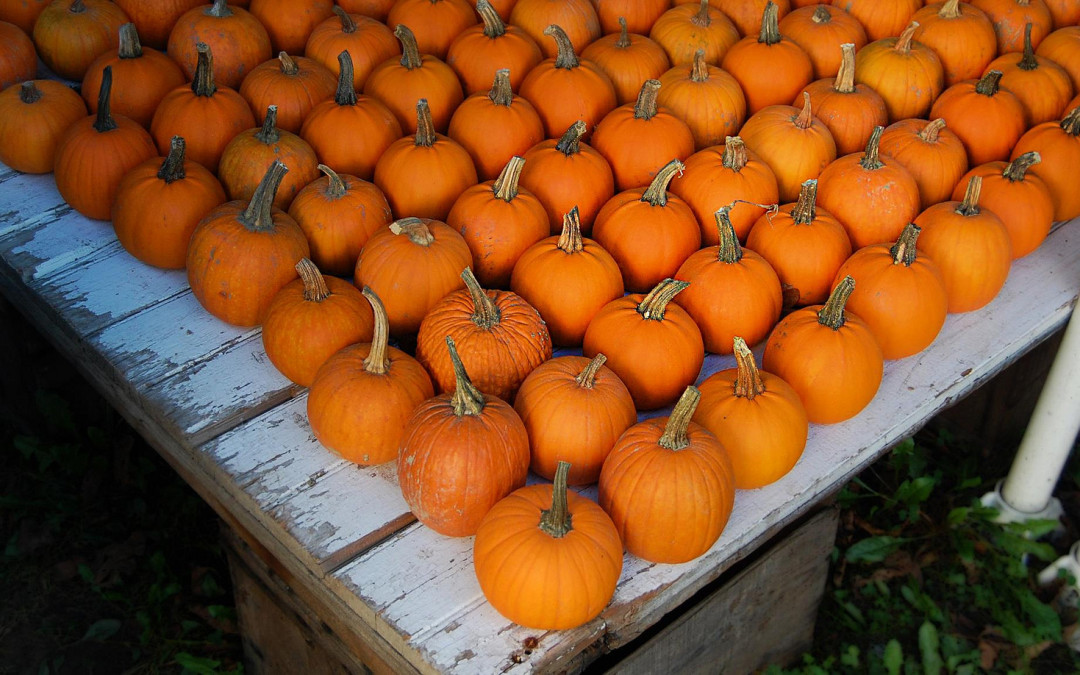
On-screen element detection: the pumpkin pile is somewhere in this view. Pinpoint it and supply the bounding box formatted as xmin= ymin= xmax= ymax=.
xmin=2 ymin=0 xmax=1078 ymax=632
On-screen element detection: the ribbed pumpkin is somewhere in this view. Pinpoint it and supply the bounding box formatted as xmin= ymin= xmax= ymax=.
xmin=514 ymin=355 xmax=636 ymax=484
xmin=238 ymin=52 xmax=337 ymax=135
xmin=112 ymin=136 xmax=227 ymax=270
xmin=656 ymin=48 xmax=747 ymax=151
xmin=914 ymin=175 xmax=1012 ymax=313
xmin=674 ymin=206 xmax=783 ymax=353
xmin=592 ymin=160 xmax=702 ymax=293
xmin=510 ymin=207 xmax=624 ymax=346
xmin=830 ymin=0 xmax=923 ymax=42
xmin=186 ymin=161 xmax=312 ymax=327
xmin=473 ymin=461 xmax=623 ymax=630
xmin=912 ymin=0 xmax=997 ymax=86
xmin=167 ymin=0 xmax=272 ymax=89
xmin=1010 ymin=106 xmax=1080 ymax=221
xmin=307 ymin=287 xmax=434 ymax=465
xmin=591 ymin=80 xmax=696 ymax=192
xmin=929 ymin=70 xmax=1027 ymax=166
xmin=300 ymin=50 xmax=403 ymax=181
xmin=971 ymin=0 xmax=1053 ymax=54
xmin=746 ymin=179 xmax=851 ymax=307
xmin=0 ymin=19 xmax=35 ymax=91
xmin=762 ymin=275 xmax=884 ymax=424
xmin=111 ymin=0 xmax=203 ymax=50
xmin=509 ymin=0 xmax=601 ymax=59
xmin=739 ymin=92 xmax=838 ymax=203
xmin=354 ymin=217 xmax=472 ymax=337
xmin=149 ymin=42 xmax=257 ymax=174
xmin=1044 ymin=0 xmax=1080 ymax=28
xmin=303 ymin=7 xmax=397 ymax=90
xmin=385 ymin=0 xmax=476 ymax=61
xmin=580 ymin=17 xmax=671 ymax=106
xmin=879 ymin=118 xmax=969 ymax=210
xmin=695 ymin=337 xmax=808 ymax=489
xmin=336 ymin=0 xmax=394 ymax=22
xmin=797 ymin=42 xmax=888 ymax=156
xmin=0 ymin=80 xmax=86 ymax=175
xmin=446 ymin=69 xmax=545 ymax=182
xmin=261 ymin=258 xmax=375 ymax=387
xmin=649 ymin=0 xmax=740 ymax=67
xmin=1036 ymin=26 xmax=1080 ymax=92
xmin=398 ymin=336 xmax=531 ymax=537
xmin=670 ymin=136 xmax=780 ymax=244
xmin=518 ymin=120 xmax=616 ymax=235
xmin=248 ymin=0 xmax=334 ymax=54
xmin=598 ymin=386 xmax=736 ymax=564
xmin=854 ymin=22 xmax=945 ymax=122
xmin=0 ymin=0 xmax=50 ymax=34
xmin=32 ymin=0 xmax=128 ymax=81
xmin=445 ymin=0 xmax=543 ymax=95
xmin=833 ymin=223 xmax=949 ymax=360
xmin=582 ymin=278 xmax=705 ymax=410
xmin=595 ymin=0 xmax=670 ymax=35
xmin=987 ymin=23 xmax=1075 ymax=126
xmin=54 ymin=67 xmax=157 ymax=221
xmin=951 ymin=153 xmax=1053 ymax=259
xmin=288 ymin=164 xmax=391 ymax=277
xmin=779 ymin=4 xmax=868 ymax=79
xmin=721 ymin=2 xmax=814 ymax=115
xmin=518 ymin=24 xmax=618 ymax=140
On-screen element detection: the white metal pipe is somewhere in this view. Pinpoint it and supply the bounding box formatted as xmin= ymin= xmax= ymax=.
xmin=1000 ymin=302 xmax=1080 ymax=514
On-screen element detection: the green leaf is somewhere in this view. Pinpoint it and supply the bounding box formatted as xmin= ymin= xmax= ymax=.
xmin=883 ymin=638 xmax=903 ymax=675
xmin=919 ymin=621 xmax=943 ymax=675
xmin=841 ymin=644 xmax=860 ymax=668
xmin=208 ymin=605 xmax=236 ymax=621
xmin=1019 ymin=588 xmax=1062 ymax=641
xmin=81 ymin=618 xmax=122 ymax=642
xmin=845 ymin=536 xmax=906 ymax=564
xmin=175 ymin=652 xmax=221 ymax=675
xmin=897 ymin=476 xmax=935 ymax=507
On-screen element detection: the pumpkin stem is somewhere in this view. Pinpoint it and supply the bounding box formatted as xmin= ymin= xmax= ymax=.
xmin=690 ymin=49 xmax=709 ymax=82
xmin=975 ymin=70 xmax=1003 ymax=96
xmin=817 ymin=275 xmax=855 ymax=330
xmin=538 ymin=461 xmax=573 ymax=538
xmin=69 ymin=0 xmax=85 ymax=13
xmin=1018 ymin=23 xmax=1038 ymax=71
xmin=616 ymin=16 xmax=631 ymax=49
xmin=890 ymin=223 xmax=921 ymax=267
xmin=390 ymin=217 xmax=435 ymax=246
xmin=1003 ymin=151 xmax=1040 ymax=182
xmin=318 ymin=164 xmax=348 ymax=198
xmin=722 ymin=136 xmax=748 ymax=171
xmin=636 ymin=278 xmax=690 ymax=321
xmin=791 ymin=179 xmax=818 ymax=225
xmin=362 ymin=287 xmax=391 ymax=375
xmin=557 ymin=206 xmax=584 ymax=253
xmin=332 ymin=6 xmax=357 ymax=33
xmin=894 ymin=22 xmax=918 ymax=55
xmin=488 ymin=68 xmax=513 ymax=107
xmin=207 ymin=0 xmax=232 ymax=18
xmin=794 ymin=92 xmax=814 ymax=130
xmin=395 ymin=24 xmax=424 ymax=70
xmin=492 ymin=156 xmax=525 ymax=202
xmin=476 ymin=0 xmax=506 ymax=38
xmin=640 ymin=159 xmax=684 ymax=207
xmin=938 ymin=0 xmax=961 ymax=19
xmin=859 ymin=126 xmax=885 ymax=171
xmin=546 ymin=25 xmax=580 ymax=70
xmin=19 ymin=81 xmax=42 ymax=104
xmin=692 ymin=0 xmax=711 ymax=28
xmin=575 ymin=354 xmax=607 ymax=389
xmin=462 ymin=267 xmax=501 ymax=329
xmin=812 ymin=5 xmax=832 ymax=24
xmin=658 ymin=386 xmax=701 ymax=451
xmin=239 ymin=160 xmax=288 ymax=232
xmin=633 ymin=79 xmax=662 ymax=121
xmin=956 ymin=175 xmax=982 ymax=217
xmin=278 ymin=51 xmax=299 ymax=75
xmin=758 ymin=1 xmax=781 ymax=45
xmin=919 ymin=118 xmax=947 ymax=143
xmin=118 ymin=23 xmax=142 ymax=59
xmin=93 ymin=66 xmax=118 ymax=133
xmin=192 ymin=42 xmax=216 ymax=97
xmin=447 ymin=336 xmax=486 ymax=416
xmin=713 ymin=206 xmax=744 ymax=264
xmin=296 ymin=258 xmax=331 ymax=302
xmin=1062 ymin=106 xmax=1080 ymax=136
xmin=334 ymin=50 xmax=357 ymax=105
xmin=157 ymin=136 xmax=187 ymax=184
xmin=414 ymin=99 xmax=436 ymax=147
xmin=555 ymin=120 xmax=587 ymax=155
xmin=834 ymin=43 xmax=856 ymax=94
xmin=732 ymin=337 xmax=765 ymax=399
xmin=255 ymin=105 xmax=281 ymax=144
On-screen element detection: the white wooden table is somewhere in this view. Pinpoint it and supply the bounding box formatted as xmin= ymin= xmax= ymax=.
xmin=1 ymin=161 xmax=1076 ymax=673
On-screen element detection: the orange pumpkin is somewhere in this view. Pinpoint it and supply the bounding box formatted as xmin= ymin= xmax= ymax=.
xmin=796 ymin=42 xmax=889 ymax=156
xmin=854 ymin=21 xmax=945 ymax=122
xmin=721 ymin=2 xmax=814 ymax=115
xmin=307 ymin=286 xmax=434 ymax=465
xmin=509 ymin=0 xmax=601 ymax=59
xmin=238 ymin=52 xmax=337 ymax=135
xmin=987 ymin=23 xmax=1075 ymax=126
xmin=248 ymin=0 xmax=334 ymax=55
xmin=262 ymin=258 xmax=375 ymax=387
xmin=595 ymin=0 xmax=670 ymax=34
xmin=762 ymin=275 xmax=884 ymax=424
xmin=656 ymin=48 xmax=747 ymax=151
xmin=167 ymin=0 xmax=272 ymax=89
xmin=0 ymin=19 xmax=36 ymax=90
xmin=779 ymin=4 xmax=868 ymax=79
xmin=336 ymin=0 xmax=394 ymax=22
xmin=598 ymin=386 xmax=736 ymax=563
xmin=649 ymin=0 xmax=740 ymax=68
xmin=32 ymin=0 xmax=128 ymax=81
xmin=580 ymin=17 xmax=672 ymax=106
xmin=830 ymin=0 xmax=923 ymax=42
xmin=878 ymin=117 xmax=969 ymax=211
xmin=398 ymin=335 xmax=531 ymax=537
xmin=1010 ymin=106 xmax=1080 ymax=221
xmin=970 ymin=0 xmax=1053 ymax=54
xmin=0 ymin=0 xmax=50 ymax=34
xmin=1036 ymin=26 xmax=1080 ymax=92
xmin=833 ymin=223 xmax=949 ymax=359
xmin=695 ymin=336 xmax=808 ymax=489
xmin=303 ymin=7 xmax=397 ymax=90
xmin=715 ymin=0 xmax=794 ymax=36
xmin=445 ymin=0 xmax=543 ymax=95
xmin=111 ymin=136 xmax=227 ymax=270
xmin=0 ymin=80 xmax=86 ymax=174
xmin=912 ymin=0 xmax=998 ymax=86
xmin=1044 ymin=0 xmax=1080 ymax=28
xmin=929 ymin=70 xmax=1027 ymax=166
xmin=385 ymin=0 xmax=476 ymax=61
xmin=111 ymin=0 xmax=203 ymax=50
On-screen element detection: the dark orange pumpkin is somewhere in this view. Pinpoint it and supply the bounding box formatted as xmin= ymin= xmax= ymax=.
xmin=986 ymin=23 xmax=1075 ymax=126
xmin=929 ymin=70 xmax=1027 ymax=166
xmin=595 ymin=0 xmax=670 ymax=35
xmin=854 ymin=21 xmax=945 ymax=122
xmin=721 ymin=2 xmax=814 ymax=115
xmin=878 ymin=117 xmax=969 ymax=210
xmin=385 ymin=0 xmax=476 ymax=61
xmin=779 ymin=4 xmax=868 ymax=79
xmin=238 ymin=52 xmax=337 ymax=135
xmin=1036 ymin=26 xmax=1080 ymax=93
xmin=445 ymin=0 xmax=543 ymax=95
xmin=830 ymin=0 xmax=923 ymax=42
xmin=1010 ymin=106 xmax=1080 ymax=221
xmin=510 ymin=0 xmax=601 ymax=59
xmin=303 ymin=6 xmax=398 ymax=90
xmin=111 ymin=0 xmax=203 ymax=50
xmin=656 ymin=48 xmax=747 ymax=151
xmin=167 ymin=0 xmax=272 ymax=89
xmin=0 ymin=80 xmax=86 ymax=174
xmin=248 ymin=0 xmax=334 ymax=55
xmin=912 ymin=0 xmax=997 ymax=86
xmin=32 ymin=0 xmax=128 ymax=81
xmin=649 ymin=0 xmax=740 ymax=67
xmin=1044 ymin=0 xmax=1080 ymax=28
xmin=0 ymin=0 xmax=50 ymax=34
xmin=715 ymin=0 xmax=793 ymax=36
xmin=0 ymin=19 xmax=36 ymax=90
xmin=580 ymin=17 xmax=671 ymax=106
xmin=971 ymin=0 xmax=1053 ymax=53
xmin=335 ymin=0 xmax=394 ymax=22
xmin=796 ymin=42 xmax=889 ymax=156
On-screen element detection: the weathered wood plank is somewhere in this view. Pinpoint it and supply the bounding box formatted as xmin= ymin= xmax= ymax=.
xmin=0 ymin=205 xmax=115 ymax=283
xmin=0 ymin=171 xmax=69 ymax=238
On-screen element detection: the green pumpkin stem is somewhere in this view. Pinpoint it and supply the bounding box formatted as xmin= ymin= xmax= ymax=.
xmin=722 ymin=136 xmax=748 ymax=171
xmin=859 ymin=126 xmax=885 ymax=171
xmin=538 ymin=461 xmax=573 ymax=537
xmin=634 ymin=79 xmax=662 ymax=121
xmin=447 ymin=336 xmax=486 ymax=416
xmin=318 ymin=164 xmax=347 ymax=198
xmin=477 ymin=0 xmax=506 ymax=39
xmin=890 ymin=223 xmax=921 ymax=267
xmin=791 ymin=179 xmax=818 ymax=225
xmin=640 ymin=159 xmax=684 ymax=207
xmin=118 ymin=23 xmax=142 ymax=59
xmin=616 ymin=17 xmax=631 ymax=49
xmin=19 ymin=81 xmax=42 ymax=104
xmin=557 ymin=206 xmax=584 ymax=253
xmin=658 ymin=386 xmax=702 ymax=450
xmin=758 ymin=1 xmax=781 ymax=45
xmin=414 ymin=99 xmax=436 ymax=147
xmin=546 ymin=25 xmax=580 ymax=70
xmin=555 ymin=120 xmax=587 ymax=156
xmin=461 ymin=267 xmax=501 ymax=329
xmin=493 ymin=156 xmax=524 ymax=202
xmin=575 ymin=353 xmax=607 ymax=389
xmin=692 ymin=0 xmax=712 ymax=28
xmin=818 ymin=276 xmax=855 ymax=330
xmin=690 ymin=49 xmax=709 ymax=82
xmin=207 ymin=0 xmax=232 ymax=18
xmin=488 ymin=68 xmax=514 ymax=106
xmin=975 ymin=70 xmax=1003 ymax=97
xmin=296 ymin=258 xmax=331 ymax=302
xmin=1003 ymin=152 xmax=1040 ymax=182
xmin=255 ymin=105 xmax=280 ymax=144
xmin=157 ymin=136 xmax=187 ymax=184
xmin=278 ymin=51 xmax=299 ymax=76
xmin=714 ymin=206 xmax=744 ymax=263
xmin=834 ymin=43 xmax=857 ymax=94
xmin=733 ymin=337 xmax=765 ymax=399
xmin=956 ymin=175 xmax=982 ymax=217
xmin=636 ymin=278 xmax=690 ymax=321
xmin=239 ymin=160 xmax=288 ymax=232
xmin=192 ymin=42 xmax=216 ymax=97
xmin=334 ymin=50 xmax=357 ymax=106
xmin=94 ymin=66 xmax=117 ymax=132
xmin=396 ymin=24 xmax=423 ymax=70
xmin=390 ymin=217 xmax=435 ymax=246
xmin=362 ymin=287 xmax=391 ymax=375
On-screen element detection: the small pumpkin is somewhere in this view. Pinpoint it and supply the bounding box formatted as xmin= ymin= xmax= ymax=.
xmin=111 ymin=0 xmax=203 ymax=50
xmin=248 ymin=0 xmax=334 ymax=55
xmin=0 ymin=19 xmax=36 ymax=90
xmin=1036 ymin=26 xmax=1080 ymax=92
xmin=854 ymin=21 xmax=945 ymax=122
xmin=303 ymin=6 xmax=398 ymax=90
xmin=580 ymin=17 xmax=672 ymax=106
xmin=829 ymin=0 xmax=923 ymax=42
xmin=878 ymin=118 xmax=969 ymax=211
xmin=656 ymin=48 xmax=747 ymax=152
xmin=649 ymin=0 xmax=740 ymax=68
xmin=32 ymin=0 xmax=128 ymax=81
xmin=594 ymin=0 xmax=670 ymax=35
xmin=796 ymin=42 xmax=889 ymax=156
xmin=238 ymin=52 xmax=337 ymax=135
xmin=779 ymin=4 xmax=868 ymax=79
xmin=509 ymin=0 xmax=601 ymax=59
xmin=970 ymin=0 xmax=1053 ymax=54
xmin=1010 ymin=105 xmax=1080 ymax=221
xmin=0 ymin=0 xmax=50 ymax=34
xmin=986 ymin=22 xmax=1075 ymax=126
xmin=721 ymin=2 xmax=814 ymax=115
xmin=445 ymin=0 xmax=543 ymax=95
xmin=335 ymin=0 xmax=394 ymax=22
xmin=167 ymin=0 xmax=272 ymax=89
xmin=385 ymin=0 xmax=476 ymax=61
xmin=929 ymin=70 xmax=1027 ymax=166
xmin=1044 ymin=0 xmax=1080 ymax=28
xmin=0 ymin=80 xmax=86 ymax=174
xmin=912 ymin=0 xmax=997 ymax=86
